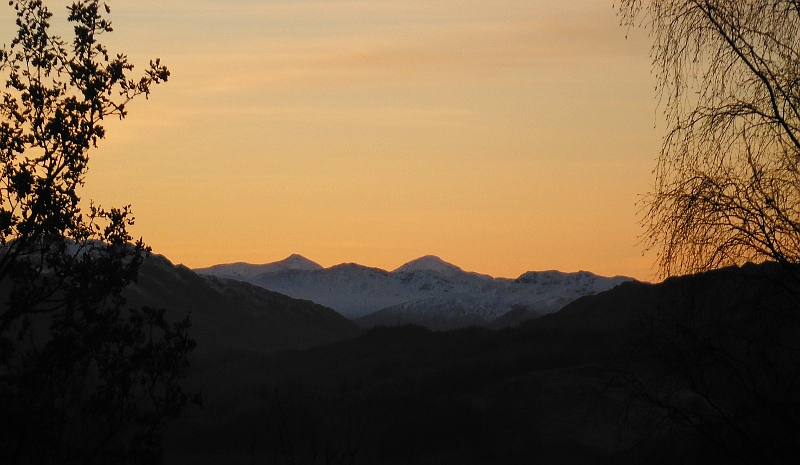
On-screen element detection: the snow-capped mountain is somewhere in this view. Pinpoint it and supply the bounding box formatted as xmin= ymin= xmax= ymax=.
xmin=194 ymin=254 xmax=323 ymax=280
xmin=195 ymin=255 xmax=634 ymax=328
xmin=356 ymin=270 xmax=628 ymax=330
xmin=393 ymin=255 xmax=480 ymax=278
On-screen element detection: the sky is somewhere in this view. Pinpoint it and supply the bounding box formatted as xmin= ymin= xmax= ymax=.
xmin=2 ymin=1 xmax=662 ymax=280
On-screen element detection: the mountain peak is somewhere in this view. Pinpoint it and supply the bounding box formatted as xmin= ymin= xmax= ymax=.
xmin=193 ymin=254 xmax=322 ymax=278
xmin=269 ymin=254 xmax=324 ymax=272
xmin=393 ymin=255 xmax=463 ymax=276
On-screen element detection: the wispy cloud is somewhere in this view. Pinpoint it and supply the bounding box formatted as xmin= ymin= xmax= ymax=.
xmin=92 ymin=0 xmax=637 ymax=93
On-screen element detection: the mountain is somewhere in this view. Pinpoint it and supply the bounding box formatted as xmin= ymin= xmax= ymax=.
xmin=125 ymin=254 xmax=360 ymax=353
xmin=392 ymin=255 xmax=475 ymax=278
xmin=195 ymin=255 xmax=633 ymax=329
xmin=356 ymin=269 xmax=632 ymax=330
xmin=193 ymin=254 xmax=323 ymax=280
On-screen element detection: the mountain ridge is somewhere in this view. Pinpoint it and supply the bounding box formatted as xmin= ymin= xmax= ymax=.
xmin=393 ymin=255 xmax=472 ymax=278
xmin=193 ymin=254 xmax=323 ymax=279
xmin=194 ymin=255 xmax=634 ymax=328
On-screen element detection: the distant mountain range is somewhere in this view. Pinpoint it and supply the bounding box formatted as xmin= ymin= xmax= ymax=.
xmin=194 ymin=255 xmax=634 ymax=329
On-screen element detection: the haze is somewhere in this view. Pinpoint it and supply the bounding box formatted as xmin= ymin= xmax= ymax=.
xmin=4 ymin=0 xmax=660 ymax=280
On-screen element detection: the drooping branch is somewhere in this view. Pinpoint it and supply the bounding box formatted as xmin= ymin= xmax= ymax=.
xmin=620 ymin=0 xmax=800 ymax=277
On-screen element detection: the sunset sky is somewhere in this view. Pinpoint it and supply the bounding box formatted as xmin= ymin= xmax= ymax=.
xmin=3 ymin=1 xmax=662 ymax=280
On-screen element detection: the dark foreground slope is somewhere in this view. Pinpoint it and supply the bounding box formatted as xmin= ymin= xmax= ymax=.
xmin=163 ymin=262 xmax=799 ymax=465
xmin=125 ymin=254 xmax=362 ymax=353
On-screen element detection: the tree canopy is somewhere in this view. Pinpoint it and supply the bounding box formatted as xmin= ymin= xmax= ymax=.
xmin=0 ymin=2 xmax=198 ymax=463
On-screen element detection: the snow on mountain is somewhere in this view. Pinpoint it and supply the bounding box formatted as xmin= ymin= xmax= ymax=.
xmin=245 ymin=263 xmax=472 ymax=319
xmin=515 ymin=270 xmax=631 ymax=293
xmin=194 ymin=254 xmax=323 ymax=279
xmin=356 ymin=270 xmax=632 ymax=329
xmin=193 ymin=256 xmax=635 ymax=327
xmin=394 ymin=255 xmax=470 ymax=278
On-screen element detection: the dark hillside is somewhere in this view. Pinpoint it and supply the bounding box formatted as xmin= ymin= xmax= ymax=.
xmin=162 ymin=262 xmax=799 ymax=464
xmin=125 ymin=254 xmax=362 ymax=353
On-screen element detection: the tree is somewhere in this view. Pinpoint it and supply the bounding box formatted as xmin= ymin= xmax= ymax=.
xmin=611 ymin=2 xmax=800 ymax=463
xmin=0 ymin=1 xmax=198 ymax=463
xmin=619 ymin=0 xmax=800 ymax=278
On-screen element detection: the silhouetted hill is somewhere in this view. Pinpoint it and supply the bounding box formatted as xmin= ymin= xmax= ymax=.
xmin=124 ymin=254 xmax=361 ymax=353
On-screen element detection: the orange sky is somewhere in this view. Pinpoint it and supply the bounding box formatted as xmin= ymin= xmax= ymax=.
xmin=3 ymin=1 xmax=663 ymax=280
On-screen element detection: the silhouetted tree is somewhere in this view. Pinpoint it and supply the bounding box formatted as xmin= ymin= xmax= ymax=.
xmin=612 ymin=2 xmax=800 ymax=463
xmin=0 ymin=1 xmax=198 ymax=463
xmin=620 ymin=0 xmax=800 ymax=279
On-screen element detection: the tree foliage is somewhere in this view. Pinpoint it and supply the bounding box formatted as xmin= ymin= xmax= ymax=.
xmin=0 ymin=1 xmax=198 ymax=463
xmin=620 ymin=0 xmax=800 ymax=277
